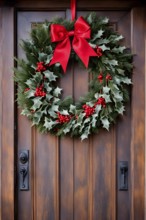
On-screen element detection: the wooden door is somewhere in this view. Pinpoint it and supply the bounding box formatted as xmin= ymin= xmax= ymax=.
xmin=0 ymin=3 xmax=146 ymax=220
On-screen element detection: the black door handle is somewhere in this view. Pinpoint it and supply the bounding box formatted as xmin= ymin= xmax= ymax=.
xmin=118 ymin=161 xmax=128 ymax=191
xmin=19 ymin=150 xmax=29 ymax=191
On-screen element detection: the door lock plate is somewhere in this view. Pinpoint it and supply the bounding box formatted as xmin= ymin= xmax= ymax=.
xmin=19 ymin=150 xmax=29 ymax=191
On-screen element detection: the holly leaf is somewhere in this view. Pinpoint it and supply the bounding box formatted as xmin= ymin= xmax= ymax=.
xmin=95 ymin=105 xmax=101 ymax=114
xmin=101 ymin=94 xmax=111 ymax=103
xmin=115 ymin=35 xmax=124 ymax=42
xmin=21 ymin=108 xmax=31 ymax=116
xmin=100 ymin=17 xmax=109 ymax=24
xmin=112 ymin=91 xmax=123 ymax=101
xmin=100 ymin=44 xmax=110 ymax=51
xmin=46 ymin=94 xmax=53 ymax=101
xmin=38 ymin=52 xmax=47 ymax=62
xmin=97 ymin=38 xmax=110 ymax=45
xmin=31 ymin=97 xmax=42 ymax=111
xmin=45 ymin=54 xmax=52 ymax=64
xmin=92 ymin=114 xmax=99 ymax=127
xmin=44 ymin=117 xmax=58 ymax=129
xmin=53 ymin=87 xmax=62 ymax=97
xmin=60 ymin=110 xmax=69 ymax=115
xmin=87 ymin=14 xmax=93 ymax=24
xmin=117 ymin=69 xmax=125 ymax=75
xmin=44 ymin=82 xmax=52 ymax=92
xmin=92 ymin=29 xmax=104 ymax=41
xmin=51 ymin=105 xmax=59 ymax=112
xmin=25 ymin=89 xmax=35 ymax=98
xmin=94 ymin=93 xmax=99 ymax=99
xmin=112 ymin=46 xmax=126 ymax=53
xmin=32 ymin=111 xmax=43 ymax=125
xmin=69 ymin=104 xmax=76 ymax=114
xmin=44 ymin=70 xmax=58 ymax=81
xmin=103 ymin=86 xmax=110 ymax=94
xmin=116 ymin=105 xmax=125 ymax=115
xmin=121 ymin=77 xmax=132 ymax=84
xmin=63 ymin=122 xmax=72 ymax=134
xmin=81 ymin=125 xmax=91 ymax=141
xmin=103 ymin=59 xmax=118 ymax=66
xmin=101 ymin=118 xmax=110 ymax=130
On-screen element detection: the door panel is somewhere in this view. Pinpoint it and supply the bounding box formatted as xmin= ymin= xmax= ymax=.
xmin=16 ymin=10 xmax=133 ymax=220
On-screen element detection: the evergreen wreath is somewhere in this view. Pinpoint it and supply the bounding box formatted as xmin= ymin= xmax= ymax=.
xmin=14 ymin=13 xmax=133 ymax=140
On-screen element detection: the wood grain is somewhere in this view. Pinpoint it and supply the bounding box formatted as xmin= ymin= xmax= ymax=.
xmin=0 ymin=7 xmax=15 ymax=220
xmin=131 ymin=7 xmax=145 ymax=220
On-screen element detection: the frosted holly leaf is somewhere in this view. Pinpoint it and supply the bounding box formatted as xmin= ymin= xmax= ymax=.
xmin=51 ymin=105 xmax=59 ymax=112
xmin=101 ymin=17 xmax=109 ymax=24
xmin=32 ymin=112 xmax=43 ymax=125
xmin=53 ymin=98 xmax=60 ymax=103
xmin=21 ymin=108 xmax=31 ymax=116
xmin=33 ymin=72 xmax=43 ymax=83
xmin=116 ymin=105 xmax=125 ymax=115
xmin=25 ymin=90 xmax=35 ymax=98
xmin=95 ymin=105 xmax=101 ymax=114
xmin=55 ymin=63 xmax=61 ymax=67
xmin=38 ymin=52 xmax=47 ymax=62
xmin=46 ymin=94 xmax=53 ymax=101
xmin=97 ymin=38 xmax=110 ymax=45
xmin=25 ymin=79 xmax=36 ymax=88
xmin=84 ymin=117 xmax=91 ymax=124
xmin=100 ymin=44 xmax=110 ymax=51
xmin=112 ymin=91 xmax=123 ymax=101
xmin=89 ymin=42 xmax=96 ymax=48
xmin=95 ymin=93 xmax=100 ymax=99
xmin=44 ymin=70 xmax=58 ymax=81
xmin=86 ymin=101 xmax=95 ymax=107
xmin=81 ymin=125 xmax=91 ymax=141
xmin=44 ymin=117 xmax=58 ymax=129
xmin=48 ymin=109 xmax=57 ymax=118
xmin=121 ymin=77 xmax=132 ymax=84
xmin=117 ymin=69 xmax=125 ymax=75
xmin=53 ymin=87 xmax=62 ymax=97
xmin=60 ymin=110 xmax=69 ymax=115
xmin=92 ymin=114 xmax=98 ymax=127
xmin=113 ymin=76 xmax=121 ymax=85
xmin=92 ymin=29 xmax=104 ymax=41
xmin=87 ymin=14 xmax=93 ymax=24
xmin=31 ymin=97 xmax=42 ymax=111
xmin=69 ymin=104 xmax=76 ymax=114
xmin=103 ymin=86 xmax=110 ymax=94
xmin=63 ymin=123 xmax=72 ymax=134
xmin=115 ymin=35 xmax=124 ymax=42
xmin=112 ymin=46 xmax=126 ymax=53
xmin=101 ymin=94 xmax=111 ymax=103
xmin=103 ymin=59 xmax=118 ymax=66
xmin=101 ymin=118 xmax=110 ymax=130
xmin=45 ymin=54 xmax=52 ymax=64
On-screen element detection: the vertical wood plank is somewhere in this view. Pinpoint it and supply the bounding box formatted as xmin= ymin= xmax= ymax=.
xmin=0 ymin=7 xmax=14 ymax=220
xmin=59 ymin=63 xmax=74 ymax=220
xmin=73 ymin=65 xmax=89 ymax=220
xmin=131 ymin=7 xmax=145 ymax=220
xmin=92 ymin=129 xmax=116 ymax=220
xmin=34 ymin=133 xmax=59 ymax=220
xmin=0 ymin=8 xmax=2 ymax=220
xmin=116 ymin=11 xmax=131 ymax=220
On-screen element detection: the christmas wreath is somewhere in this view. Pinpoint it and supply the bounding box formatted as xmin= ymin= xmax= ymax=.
xmin=14 ymin=13 xmax=133 ymax=140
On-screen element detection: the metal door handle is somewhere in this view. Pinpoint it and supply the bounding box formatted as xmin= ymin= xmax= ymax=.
xmin=19 ymin=150 xmax=29 ymax=191
xmin=118 ymin=161 xmax=128 ymax=191
xmin=20 ymin=167 xmax=28 ymax=188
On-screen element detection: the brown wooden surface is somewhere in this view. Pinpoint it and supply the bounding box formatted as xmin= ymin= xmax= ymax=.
xmin=131 ymin=7 xmax=145 ymax=220
xmin=0 ymin=2 xmax=145 ymax=220
xmin=16 ymin=9 xmax=135 ymax=220
xmin=0 ymin=7 xmax=15 ymax=220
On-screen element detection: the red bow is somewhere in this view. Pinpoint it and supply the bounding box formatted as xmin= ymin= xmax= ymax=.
xmin=49 ymin=16 xmax=97 ymax=72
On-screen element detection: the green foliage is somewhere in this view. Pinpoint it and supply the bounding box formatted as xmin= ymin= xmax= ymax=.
xmin=14 ymin=12 xmax=133 ymax=140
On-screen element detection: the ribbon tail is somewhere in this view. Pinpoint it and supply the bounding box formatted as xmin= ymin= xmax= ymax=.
xmin=73 ymin=37 xmax=97 ymax=68
xmin=49 ymin=38 xmax=71 ymax=73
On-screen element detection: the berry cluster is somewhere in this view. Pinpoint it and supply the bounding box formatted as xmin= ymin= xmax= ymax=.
xmin=57 ymin=112 xmax=71 ymax=123
xmin=98 ymin=73 xmax=103 ymax=83
xmin=36 ymin=62 xmax=46 ymax=72
xmin=106 ymin=74 xmax=112 ymax=81
xmin=96 ymin=97 xmax=106 ymax=108
xmin=82 ymin=104 xmax=95 ymax=118
xmin=96 ymin=46 xmax=103 ymax=57
xmin=82 ymin=97 xmax=106 ymax=118
xmin=98 ymin=73 xmax=112 ymax=83
xmin=34 ymin=85 xmax=46 ymax=97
